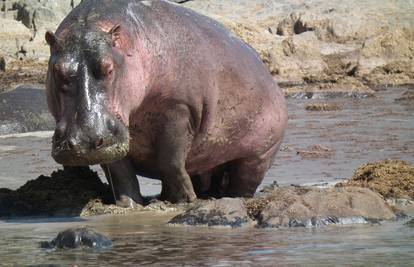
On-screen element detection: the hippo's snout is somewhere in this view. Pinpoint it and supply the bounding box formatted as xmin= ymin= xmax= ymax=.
xmin=52 ymin=115 xmax=129 ymax=166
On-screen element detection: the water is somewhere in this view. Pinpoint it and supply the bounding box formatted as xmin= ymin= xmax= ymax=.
xmin=266 ymin=86 xmax=414 ymax=187
xmin=0 ymin=87 xmax=413 ymax=266
xmin=0 ymin=214 xmax=413 ymax=266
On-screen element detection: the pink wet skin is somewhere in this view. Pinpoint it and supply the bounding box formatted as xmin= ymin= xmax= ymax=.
xmin=46 ymin=0 xmax=288 ymax=207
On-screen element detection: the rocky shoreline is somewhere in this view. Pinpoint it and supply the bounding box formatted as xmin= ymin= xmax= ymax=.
xmin=0 ymin=160 xmax=413 ymax=229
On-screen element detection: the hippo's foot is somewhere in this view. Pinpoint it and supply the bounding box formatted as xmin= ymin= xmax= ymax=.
xmin=160 ymin=175 xmax=197 ymax=203
xmin=101 ymin=159 xmax=144 ymax=207
xmin=116 ymin=195 xmax=140 ymax=208
xmin=160 ymin=183 xmax=197 ymax=203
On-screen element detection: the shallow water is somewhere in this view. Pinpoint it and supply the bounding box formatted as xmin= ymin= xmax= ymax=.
xmin=0 ymin=87 xmax=413 ymax=266
xmin=267 ymin=86 xmax=414 ymax=187
xmin=0 ymin=214 xmax=413 ymax=266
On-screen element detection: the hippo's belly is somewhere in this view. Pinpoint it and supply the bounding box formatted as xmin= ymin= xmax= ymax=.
xmin=127 ymin=104 xmax=278 ymax=179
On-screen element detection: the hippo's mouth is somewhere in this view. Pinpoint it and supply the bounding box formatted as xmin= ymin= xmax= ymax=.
xmin=52 ymin=139 xmax=129 ymax=166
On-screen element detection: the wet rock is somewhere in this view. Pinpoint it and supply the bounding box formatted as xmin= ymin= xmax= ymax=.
xmin=338 ymin=160 xmax=414 ymax=200
xmin=395 ymin=89 xmax=414 ymax=112
xmin=40 ymin=226 xmax=112 ymax=249
xmin=0 ymin=166 xmax=113 ymax=217
xmin=169 ymin=198 xmax=254 ymax=228
xmin=248 ymin=186 xmax=395 ymax=228
xmin=0 ymin=85 xmax=53 ymax=134
xmin=405 ymin=218 xmax=414 ymax=227
xmin=283 ymin=77 xmax=375 ymax=99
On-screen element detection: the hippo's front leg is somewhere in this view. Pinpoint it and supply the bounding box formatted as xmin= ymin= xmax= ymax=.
xmin=157 ymin=104 xmax=197 ymax=203
xmin=101 ymin=158 xmax=144 ymax=208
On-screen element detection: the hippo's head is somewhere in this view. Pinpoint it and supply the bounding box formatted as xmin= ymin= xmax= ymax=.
xmin=45 ymin=25 xmax=134 ymax=166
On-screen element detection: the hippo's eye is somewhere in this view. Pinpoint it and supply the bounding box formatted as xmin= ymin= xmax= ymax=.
xmin=54 ymin=63 xmax=71 ymax=84
xmin=100 ymin=58 xmax=114 ymax=78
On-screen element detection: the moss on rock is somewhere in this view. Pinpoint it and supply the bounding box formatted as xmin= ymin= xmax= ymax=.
xmin=338 ymin=160 xmax=414 ymax=200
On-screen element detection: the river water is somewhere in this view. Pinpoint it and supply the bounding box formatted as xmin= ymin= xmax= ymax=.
xmin=0 ymin=87 xmax=413 ymax=266
xmin=0 ymin=214 xmax=413 ymax=266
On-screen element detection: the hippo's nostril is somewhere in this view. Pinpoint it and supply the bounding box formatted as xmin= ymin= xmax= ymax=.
xmin=95 ymin=137 xmax=105 ymax=149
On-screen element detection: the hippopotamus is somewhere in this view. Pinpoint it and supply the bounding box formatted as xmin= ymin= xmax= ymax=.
xmin=45 ymin=0 xmax=288 ymax=207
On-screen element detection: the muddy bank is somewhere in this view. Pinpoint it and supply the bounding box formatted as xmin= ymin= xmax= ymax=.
xmin=0 ymin=167 xmax=113 ymax=217
xmin=1 ymin=160 xmax=412 ymax=229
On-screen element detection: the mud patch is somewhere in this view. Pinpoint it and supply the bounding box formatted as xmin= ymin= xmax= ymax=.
xmin=305 ymin=103 xmax=341 ymax=111
xmin=338 ymin=160 xmax=414 ymax=200
xmin=0 ymin=59 xmax=47 ymax=93
xmin=296 ymin=144 xmax=335 ymax=159
xmin=80 ymin=199 xmax=143 ymax=217
xmin=0 ymin=167 xmax=113 ymax=217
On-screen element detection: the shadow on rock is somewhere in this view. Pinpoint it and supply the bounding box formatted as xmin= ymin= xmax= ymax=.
xmin=0 ymin=166 xmax=113 ymax=217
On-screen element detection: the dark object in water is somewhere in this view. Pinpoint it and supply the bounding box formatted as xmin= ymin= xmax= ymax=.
xmin=40 ymin=226 xmax=112 ymax=249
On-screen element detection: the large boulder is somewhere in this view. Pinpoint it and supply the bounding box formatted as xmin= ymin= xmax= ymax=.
xmin=249 ymin=186 xmax=396 ymax=228
xmin=1 ymin=0 xmax=81 ymax=59
xmin=181 ymin=0 xmax=414 ymax=88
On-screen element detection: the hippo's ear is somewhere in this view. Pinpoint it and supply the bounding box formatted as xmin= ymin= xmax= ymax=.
xmin=45 ymin=31 xmax=58 ymax=47
xmin=109 ymin=24 xmax=123 ymax=48
xmin=108 ymin=24 xmax=133 ymax=55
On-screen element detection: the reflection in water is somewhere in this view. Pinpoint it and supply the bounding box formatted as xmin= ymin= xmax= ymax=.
xmin=0 ymin=214 xmax=413 ymax=266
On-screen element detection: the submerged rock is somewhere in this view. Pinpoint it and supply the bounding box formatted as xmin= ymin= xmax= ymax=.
xmin=251 ymin=186 xmax=395 ymax=228
xmin=305 ymin=103 xmax=342 ymax=111
xmin=169 ymin=198 xmax=254 ymax=228
xmin=405 ymin=218 xmax=414 ymax=227
xmin=40 ymin=226 xmax=112 ymax=249
xmin=169 ymin=186 xmax=396 ymax=229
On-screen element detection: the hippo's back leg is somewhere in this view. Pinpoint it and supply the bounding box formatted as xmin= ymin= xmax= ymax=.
xmin=226 ymin=142 xmax=281 ymax=197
